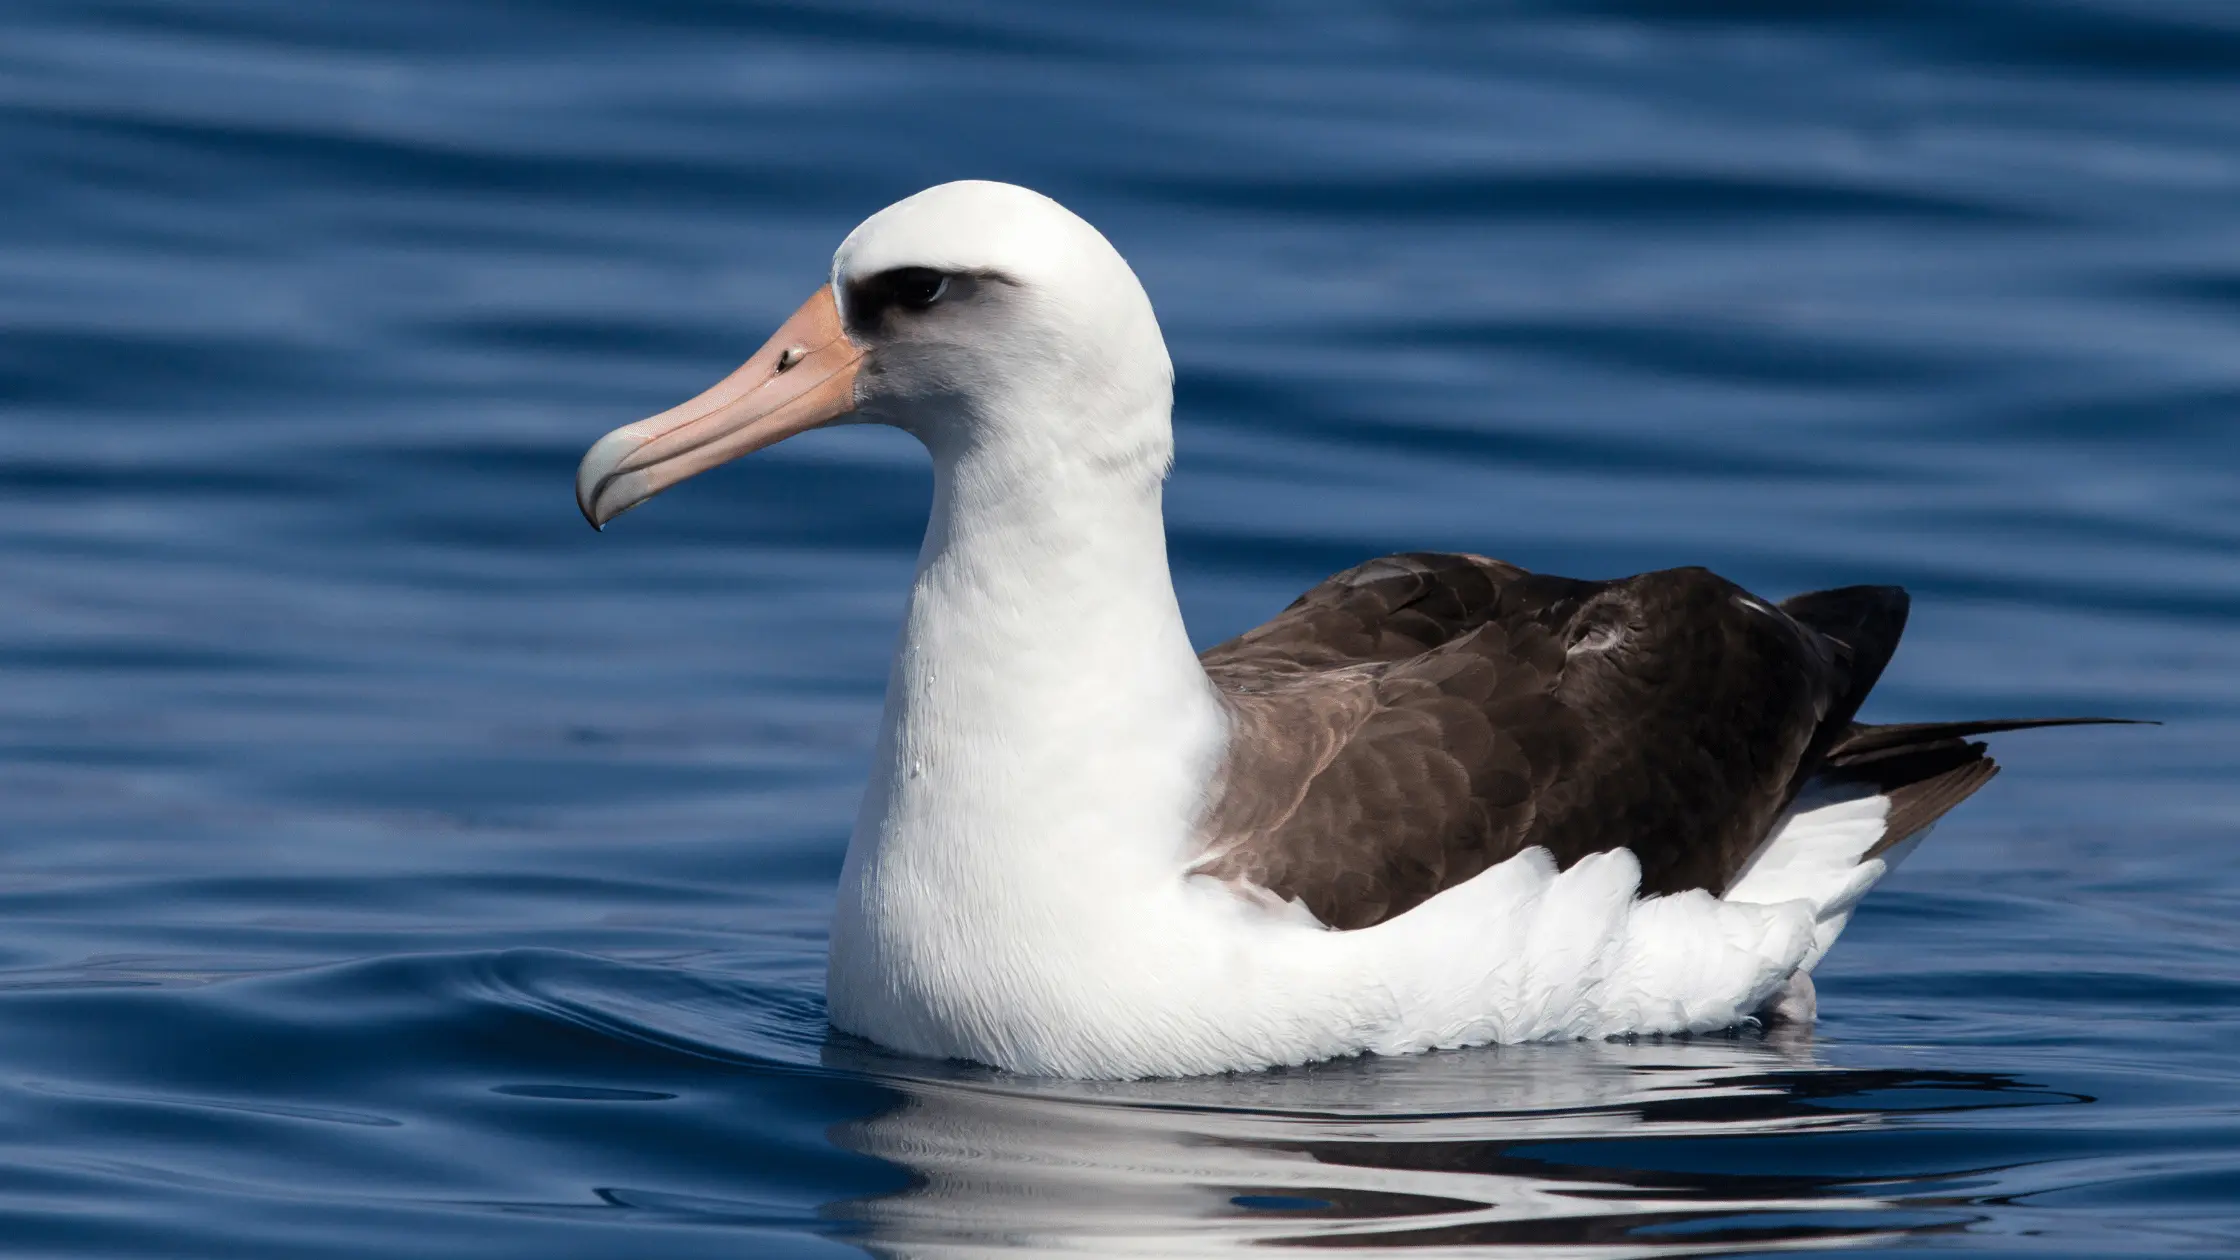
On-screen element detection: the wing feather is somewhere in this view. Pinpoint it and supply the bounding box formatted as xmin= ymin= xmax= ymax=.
xmin=1197 ymin=556 xmax=1892 ymax=927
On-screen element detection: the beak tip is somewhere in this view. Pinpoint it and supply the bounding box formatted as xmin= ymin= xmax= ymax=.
xmin=576 ymin=431 xmax=643 ymax=531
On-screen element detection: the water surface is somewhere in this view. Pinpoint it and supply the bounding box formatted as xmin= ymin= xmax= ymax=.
xmin=4 ymin=0 xmax=2238 ymax=1254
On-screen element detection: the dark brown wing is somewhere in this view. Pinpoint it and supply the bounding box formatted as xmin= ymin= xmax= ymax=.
xmin=1193 ymin=552 xmax=2114 ymax=931
xmin=1198 ymin=554 xmax=1577 ymax=929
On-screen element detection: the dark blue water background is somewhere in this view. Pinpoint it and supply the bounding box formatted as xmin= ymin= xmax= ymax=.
xmin=5 ymin=1 xmax=2239 ymax=1254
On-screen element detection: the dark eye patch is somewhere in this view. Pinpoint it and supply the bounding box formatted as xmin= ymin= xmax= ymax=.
xmin=843 ymin=267 xmax=1006 ymax=333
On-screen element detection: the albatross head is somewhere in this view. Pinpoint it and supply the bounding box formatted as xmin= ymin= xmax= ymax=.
xmin=576 ymin=180 xmax=1174 ymax=528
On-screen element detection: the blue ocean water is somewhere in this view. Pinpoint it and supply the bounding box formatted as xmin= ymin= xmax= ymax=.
xmin=4 ymin=0 xmax=2238 ymax=1254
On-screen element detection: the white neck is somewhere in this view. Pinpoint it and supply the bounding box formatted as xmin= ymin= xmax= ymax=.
xmin=853 ymin=419 xmax=1220 ymax=882
xmin=826 ymin=402 xmax=1227 ymax=1054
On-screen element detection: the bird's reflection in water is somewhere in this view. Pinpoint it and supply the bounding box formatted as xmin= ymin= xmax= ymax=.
xmin=822 ymin=1030 xmax=2085 ymax=1256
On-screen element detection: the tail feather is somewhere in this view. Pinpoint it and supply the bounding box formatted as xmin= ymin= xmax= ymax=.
xmin=1824 ymin=745 xmax=1999 ymax=860
xmin=1822 ymin=717 xmax=2148 ymax=857
xmin=1734 ymin=591 xmax=2151 ymax=1023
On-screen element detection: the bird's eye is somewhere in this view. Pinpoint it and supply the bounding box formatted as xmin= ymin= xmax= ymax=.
xmin=890 ymin=268 xmax=949 ymax=310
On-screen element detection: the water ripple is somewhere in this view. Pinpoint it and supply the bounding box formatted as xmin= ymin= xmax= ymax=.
xmin=3 ymin=0 xmax=2237 ymax=1254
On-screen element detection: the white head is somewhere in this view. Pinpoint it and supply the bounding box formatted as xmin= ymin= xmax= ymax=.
xmin=577 ymin=181 xmax=1175 ymax=527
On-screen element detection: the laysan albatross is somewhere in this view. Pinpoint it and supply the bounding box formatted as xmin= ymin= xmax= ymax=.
xmin=576 ymin=180 xmax=2120 ymax=1080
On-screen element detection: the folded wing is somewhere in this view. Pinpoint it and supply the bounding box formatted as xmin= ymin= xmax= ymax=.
xmin=1195 ymin=552 xmax=2118 ymax=930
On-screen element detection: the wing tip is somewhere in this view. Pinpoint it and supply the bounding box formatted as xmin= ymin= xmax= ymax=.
xmin=1830 ymin=716 xmax=2153 ymax=764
